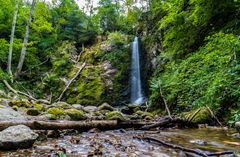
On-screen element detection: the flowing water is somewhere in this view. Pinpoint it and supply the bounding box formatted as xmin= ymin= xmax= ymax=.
xmin=1 ymin=128 xmax=239 ymax=157
xmin=131 ymin=37 xmax=145 ymax=104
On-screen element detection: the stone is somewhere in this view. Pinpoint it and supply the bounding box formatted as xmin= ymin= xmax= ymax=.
xmin=26 ymin=108 xmax=40 ymax=116
xmin=47 ymin=130 xmax=60 ymax=138
xmin=106 ymin=111 xmax=125 ymax=121
xmin=50 ymin=102 xmax=71 ymax=109
xmin=47 ymin=107 xmax=65 ymax=119
xmin=33 ymin=104 xmax=45 ymax=111
xmin=64 ymin=109 xmax=87 ymax=120
xmin=83 ymin=106 xmax=98 ymax=113
xmin=72 ymin=104 xmax=83 ymax=110
xmin=134 ymin=110 xmax=154 ymax=119
xmin=0 ymin=98 xmax=10 ymax=107
xmin=98 ymin=103 xmax=114 ymax=111
xmin=0 ymin=125 xmax=38 ymax=150
xmin=0 ymin=107 xmax=26 ymax=120
xmin=9 ymin=99 xmax=32 ymax=108
xmin=235 ymin=122 xmax=240 ymax=133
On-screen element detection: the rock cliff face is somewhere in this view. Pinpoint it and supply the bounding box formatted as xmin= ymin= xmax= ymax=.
xmin=65 ymin=32 xmax=131 ymax=106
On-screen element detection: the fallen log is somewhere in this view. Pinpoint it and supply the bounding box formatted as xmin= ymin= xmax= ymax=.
xmin=0 ymin=120 xmax=155 ymax=131
xmin=141 ymin=117 xmax=197 ymax=130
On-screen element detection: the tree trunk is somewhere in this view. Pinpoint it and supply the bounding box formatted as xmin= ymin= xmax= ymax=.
xmin=0 ymin=120 xmax=154 ymax=131
xmin=15 ymin=0 xmax=36 ymax=78
xmin=7 ymin=0 xmax=19 ymax=77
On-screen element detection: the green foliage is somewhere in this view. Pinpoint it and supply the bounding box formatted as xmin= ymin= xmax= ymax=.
xmin=150 ymin=32 xmax=240 ymax=114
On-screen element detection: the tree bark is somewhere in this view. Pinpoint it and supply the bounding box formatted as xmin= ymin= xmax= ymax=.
xmin=15 ymin=0 xmax=36 ymax=78
xmin=0 ymin=120 xmax=154 ymax=131
xmin=57 ymin=61 xmax=86 ymax=101
xmin=7 ymin=0 xmax=19 ymax=77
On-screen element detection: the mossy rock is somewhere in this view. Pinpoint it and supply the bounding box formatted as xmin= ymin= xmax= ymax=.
xmin=9 ymin=100 xmax=32 ymax=108
xmin=64 ymin=109 xmax=87 ymax=120
xmin=0 ymin=105 xmax=5 ymax=108
xmin=99 ymin=109 xmax=110 ymax=115
xmin=98 ymin=103 xmax=114 ymax=111
xmin=51 ymin=102 xmax=71 ymax=109
xmin=26 ymin=108 xmax=40 ymax=116
xmin=47 ymin=107 xmax=65 ymax=117
xmin=106 ymin=111 xmax=125 ymax=121
xmin=134 ymin=111 xmax=154 ymax=119
xmin=34 ymin=104 xmax=45 ymax=111
xmin=183 ymin=107 xmax=212 ymax=124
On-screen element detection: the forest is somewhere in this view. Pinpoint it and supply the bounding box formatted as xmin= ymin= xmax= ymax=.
xmin=0 ymin=0 xmax=240 ymax=156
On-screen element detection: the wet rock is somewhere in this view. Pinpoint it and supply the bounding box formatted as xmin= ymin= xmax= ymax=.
xmin=0 ymin=125 xmax=38 ymax=150
xmin=235 ymin=122 xmax=240 ymax=133
xmin=106 ymin=111 xmax=125 ymax=121
xmin=0 ymin=107 xmax=26 ymax=120
xmin=72 ymin=104 xmax=83 ymax=110
xmin=189 ymin=139 xmax=207 ymax=145
xmin=83 ymin=106 xmax=98 ymax=113
xmin=121 ymin=106 xmax=132 ymax=114
xmin=98 ymin=103 xmax=114 ymax=111
xmin=64 ymin=108 xmax=87 ymax=120
xmin=47 ymin=130 xmax=60 ymax=138
xmin=0 ymin=98 xmax=10 ymax=107
xmin=26 ymin=108 xmax=40 ymax=116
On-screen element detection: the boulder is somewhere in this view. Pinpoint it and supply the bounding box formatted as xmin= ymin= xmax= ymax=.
xmin=83 ymin=106 xmax=98 ymax=113
xmin=98 ymin=103 xmax=114 ymax=111
xmin=235 ymin=122 xmax=240 ymax=133
xmin=9 ymin=99 xmax=32 ymax=108
xmin=49 ymin=102 xmax=71 ymax=109
xmin=64 ymin=109 xmax=87 ymax=120
xmin=0 ymin=125 xmax=38 ymax=150
xmin=47 ymin=107 xmax=65 ymax=119
xmin=72 ymin=104 xmax=83 ymax=110
xmin=134 ymin=110 xmax=154 ymax=119
xmin=106 ymin=111 xmax=125 ymax=121
xmin=0 ymin=107 xmax=25 ymax=120
xmin=26 ymin=108 xmax=40 ymax=116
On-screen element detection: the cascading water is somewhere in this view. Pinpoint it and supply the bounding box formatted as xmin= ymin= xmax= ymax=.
xmin=130 ymin=36 xmax=145 ymax=104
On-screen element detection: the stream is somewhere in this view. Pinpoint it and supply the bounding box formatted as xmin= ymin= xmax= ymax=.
xmin=0 ymin=128 xmax=239 ymax=157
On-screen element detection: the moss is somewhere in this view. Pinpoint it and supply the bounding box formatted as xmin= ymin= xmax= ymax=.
xmin=98 ymin=103 xmax=114 ymax=111
xmin=99 ymin=109 xmax=110 ymax=115
xmin=47 ymin=107 xmax=65 ymax=117
xmin=9 ymin=100 xmax=32 ymax=108
xmin=183 ymin=107 xmax=212 ymax=124
xmin=106 ymin=111 xmax=125 ymax=121
xmin=66 ymin=66 xmax=105 ymax=105
xmin=134 ymin=111 xmax=154 ymax=119
xmin=0 ymin=105 xmax=5 ymax=108
xmin=34 ymin=104 xmax=45 ymax=111
xmin=64 ymin=109 xmax=87 ymax=120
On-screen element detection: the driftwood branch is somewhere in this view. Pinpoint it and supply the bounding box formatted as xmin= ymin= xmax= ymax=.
xmin=141 ymin=117 xmax=196 ymax=130
xmin=57 ymin=61 xmax=86 ymax=101
xmin=206 ymin=105 xmax=223 ymax=127
xmin=135 ymin=136 xmax=209 ymax=157
xmin=3 ymin=80 xmax=37 ymax=101
xmin=159 ymin=84 xmax=172 ymax=119
xmin=135 ymin=136 xmax=234 ymax=157
xmin=76 ymin=43 xmax=84 ymax=63
xmin=187 ymin=108 xmax=201 ymax=123
xmin=0 ymin=120 xmax=154 ymax=131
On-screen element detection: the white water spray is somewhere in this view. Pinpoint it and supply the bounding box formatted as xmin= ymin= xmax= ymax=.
xmin=130 ymin=37 xmax=145 ymax=104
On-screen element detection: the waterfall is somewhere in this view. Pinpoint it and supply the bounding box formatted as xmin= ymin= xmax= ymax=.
xmin=130 ymin=36 xmax=145 ymax=104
